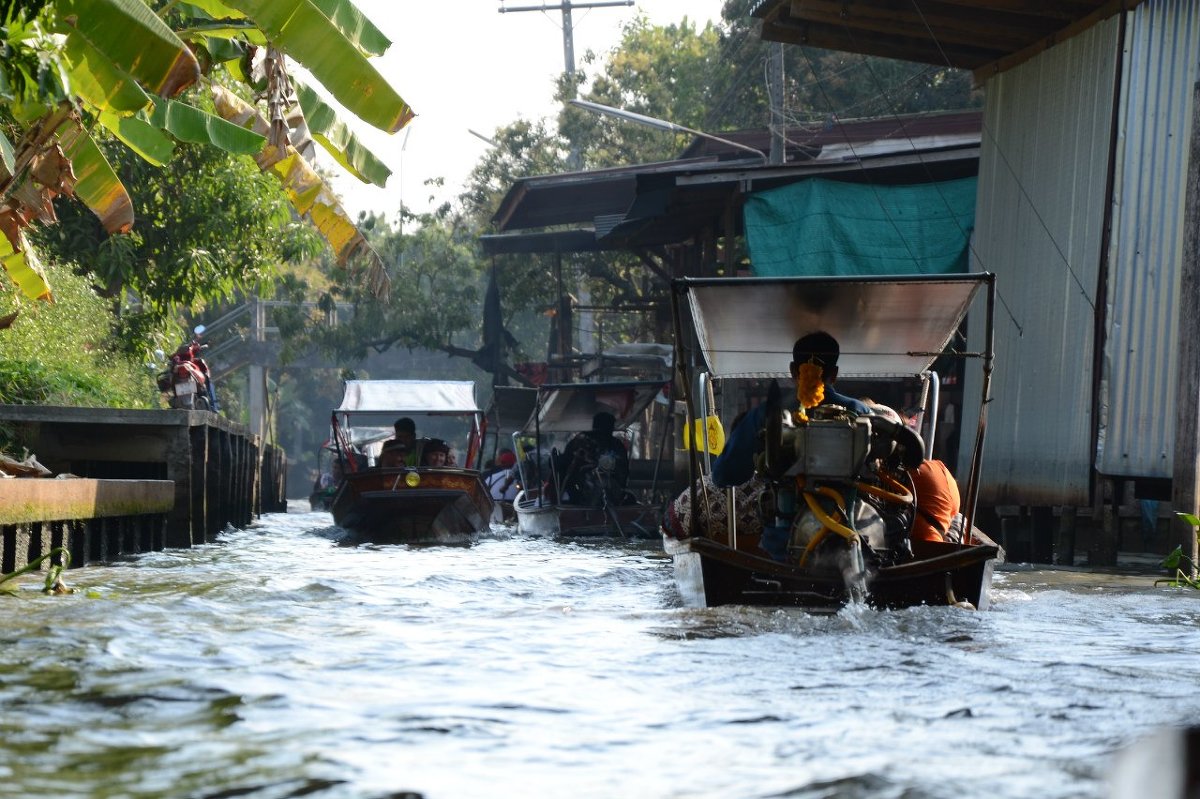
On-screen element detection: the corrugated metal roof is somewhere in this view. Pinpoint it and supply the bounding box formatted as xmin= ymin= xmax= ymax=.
xmin=962 ymin=16 xmax=1120 ymax=507
xmin=1098 ymin=0 xmax=1200 ymax=479
xmin=752 ymin=0 xmax=1128 ymax=72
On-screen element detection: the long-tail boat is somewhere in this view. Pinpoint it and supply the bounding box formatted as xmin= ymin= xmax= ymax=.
xmin=330 ymin=380 xmax=493 ymax=545
xmin=662 ymin=273 xmax=1001 ymax=610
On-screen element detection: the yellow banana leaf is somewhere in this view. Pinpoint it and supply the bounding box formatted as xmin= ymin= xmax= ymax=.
xmin=56 ymin=0 xmax=200 ymax=99
xmin=56 ymin=120 xmax=134 ymax=235
xmin=211 ymin=86 xmax=389 ymax=297
xmin=223 ymin=0 xmax=414 ymax=134
xmin=294 ymin=81 xmax=391 ymax=186
xmin=0 ymin=229 xmax=53 ymax=302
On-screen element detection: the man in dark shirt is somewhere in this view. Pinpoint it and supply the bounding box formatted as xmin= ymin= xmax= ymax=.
xmin=557 ymin=411 xmax=630 ymax=506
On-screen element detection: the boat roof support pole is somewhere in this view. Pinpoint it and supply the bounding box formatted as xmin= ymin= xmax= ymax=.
xmin=671 ymin=282 xmax=701 ymax=537
xmin=963 ymin=273 xmax=996 ymax=539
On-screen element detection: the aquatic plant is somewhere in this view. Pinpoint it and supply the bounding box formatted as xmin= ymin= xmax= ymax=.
xmin=0 ymin=548 xmax=73 ymax=596
xmin=1156 ymin=513 xmax=1200 ymax=589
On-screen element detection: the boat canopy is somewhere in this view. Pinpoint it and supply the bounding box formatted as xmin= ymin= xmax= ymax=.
xmin=679 ymin=274 xmax=986 ymax=379
xmin=489 ymin=386 xmax=538 ymax=432
xmin=336 ymin=380 xmax=481 ymax=416
xmin=526 ymin=380 xmax=665 ymax=434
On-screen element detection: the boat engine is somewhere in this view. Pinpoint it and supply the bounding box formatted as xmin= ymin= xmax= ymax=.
xmin=757 ymin=404 xmax=923 ymax=568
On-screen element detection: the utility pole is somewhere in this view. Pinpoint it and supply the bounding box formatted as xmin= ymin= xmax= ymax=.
xmin=499 ymin=0 xmax=631 ymax=372
xmin=767 ymin=42 xmax=786 ymax=165
xmin=498 ymin=0 xmax=632 ymax=171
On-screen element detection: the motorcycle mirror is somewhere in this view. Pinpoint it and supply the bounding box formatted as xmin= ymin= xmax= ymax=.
xmin=193 ymin=324 xmax=206 ymax=336
xmin=154 ymin=348 xmax=166 ymax=360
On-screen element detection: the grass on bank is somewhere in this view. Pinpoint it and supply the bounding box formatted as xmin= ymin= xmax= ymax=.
xmin=0 ymin=260 xmax=157 ymax=409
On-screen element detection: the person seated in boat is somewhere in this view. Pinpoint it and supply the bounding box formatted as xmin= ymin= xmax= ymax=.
xmin=487 ymin=449 xmax=520 ymax=501
xmin=712 ymin=331 xmax=870 ymax=488
xmin=555 ymin=411 xmax=630 ymax=507
xmin=379 ymin=417 xmax=419 ymax=468
xmin=482 ymin=448 xmax=515 ymax=479
xmin=421 ymin=438 xmax=451 ymax=468
xmin=908 ymin=458 xmax=961 ymax=543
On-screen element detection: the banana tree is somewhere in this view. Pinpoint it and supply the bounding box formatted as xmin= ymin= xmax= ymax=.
xmin=0 ymin=0 xmax=412 ymax=302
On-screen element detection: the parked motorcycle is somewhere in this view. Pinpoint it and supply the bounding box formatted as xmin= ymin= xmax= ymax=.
xmin=156 ymin=325 xmax=219 ymax=412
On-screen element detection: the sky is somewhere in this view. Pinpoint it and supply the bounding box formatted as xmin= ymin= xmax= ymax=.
xmin=322 ymin=0 xmax=727 ymax=221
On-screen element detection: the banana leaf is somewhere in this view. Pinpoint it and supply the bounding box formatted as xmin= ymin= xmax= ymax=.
xmin=224 ymin=0 xmax=414 ymax=134
xmin=182 ymin=0 xmax=246 ymax=19
xmin=99 ymin=110 xmax=175 ymax=166
xmin=56 ymin=120 xmax=134 ymax=234
xmin=0 ymin=229 xmax=53 ymax=302
xmin=308 ymin=0 xmax=391 ymax=57
xmin=211 ymin=86 xmax=388 ymax=297
xmin=295 ymin=81 xmax=390 ymax=186
xmin=62 ymin=29 xmax=153 ymax=115
xmin=0 ymin=129 xmax=15 ymax=175
xmin=151 ymin=97 xmax=266 ymax=155
xmin=56 ymin=0 xmax=200 ymax=98
xmin=183 ymin=22 xmax=268 ymax=47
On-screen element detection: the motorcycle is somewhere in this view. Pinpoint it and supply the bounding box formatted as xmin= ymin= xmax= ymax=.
xmin=156 ymin=325 xmax=219 ymax=412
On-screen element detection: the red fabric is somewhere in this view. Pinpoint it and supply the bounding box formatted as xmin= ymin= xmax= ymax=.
xmin=908 ymin=459 xmax=960 ymax=542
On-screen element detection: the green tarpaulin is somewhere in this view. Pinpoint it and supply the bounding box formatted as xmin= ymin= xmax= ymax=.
xmin=744 ymin=177 xmax=977 ymax=277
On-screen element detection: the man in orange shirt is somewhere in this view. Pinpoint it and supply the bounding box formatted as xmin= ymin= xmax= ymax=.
xmin=908 ymin=459 xmax=960 ymax=542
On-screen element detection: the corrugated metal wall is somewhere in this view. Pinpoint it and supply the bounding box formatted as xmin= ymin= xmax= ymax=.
xmin=1098 ymin=0 xmax=1200 ymax=479
xmin=964 ymin=17 xmax=1120 ymax=506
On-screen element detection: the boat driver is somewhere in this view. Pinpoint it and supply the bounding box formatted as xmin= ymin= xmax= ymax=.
xmin=712 ymin=331 xmax=870 ymax=489
xmin=710 ymin=332 xmax=869 ymax=561
xmin=556 ymin=411 xmax=630 ymax=506
xmin=379 ymin=417 xmax=419 ymax=468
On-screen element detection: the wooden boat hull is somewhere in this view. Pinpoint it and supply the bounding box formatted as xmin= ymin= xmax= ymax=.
xmin=331 ymin=468 xmax=493 ymax=545
xmin=664 ymin=534 xmax=998 ymax=610
xmin=514 ymin=489 xmax=660 ymax=539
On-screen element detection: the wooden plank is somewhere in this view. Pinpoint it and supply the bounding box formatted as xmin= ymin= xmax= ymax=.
xmin=761 ymin=16 xmax=1000 ymax=69
xmin=788 ymin=0 xmax=1042 ymax=50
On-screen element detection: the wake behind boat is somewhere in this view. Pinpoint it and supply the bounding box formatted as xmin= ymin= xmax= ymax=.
xmin=329 ymin=380 xmax=493 ymax=545
xmin=663 ymin=273 xmax=1001 ymax=610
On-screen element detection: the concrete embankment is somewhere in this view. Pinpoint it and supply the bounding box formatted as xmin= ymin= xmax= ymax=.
xmin=0 ymin=405 xmax=286 ymax=573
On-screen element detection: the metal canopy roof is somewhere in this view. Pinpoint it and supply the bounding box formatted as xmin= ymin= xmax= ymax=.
xmin=336 ymin=380 xmax=480 ymax=416
xmin=679 ymin=273 xmax=987 ymax=379
xmin=751 ymin=0 xmax=1133 ymax=75
xmin=527 ymin=380 xmax=667 ymax=434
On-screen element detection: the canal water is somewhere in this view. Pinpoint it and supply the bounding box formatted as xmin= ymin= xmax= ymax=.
xmin=2 ymin=505 xmax=1199 ymax=799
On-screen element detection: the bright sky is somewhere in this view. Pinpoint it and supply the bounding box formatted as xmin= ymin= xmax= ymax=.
xmin=325 ymin=0 xmax=727 ymax=221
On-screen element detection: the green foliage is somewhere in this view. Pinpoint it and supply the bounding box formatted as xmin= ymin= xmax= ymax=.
xmin=713 ymin=0 xmax=981 ymax=129
xmin=31 ymin=125 xmax=314 ymax=358
xmin=0 ymin=258 xmax=157 ymax=408
xmin=307 ymin=211 xmax=482 ymax=360
xmin=0 ymin=547 xmax=73 ymax=596
xmin=1156 ymin=514 xmax=1200 ymax=590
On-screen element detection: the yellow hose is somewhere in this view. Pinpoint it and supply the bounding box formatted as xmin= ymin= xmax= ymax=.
xmin=802 ymin=490 xmax=857 ymax=541
xmin=856 ymin=469 xmax=913 ymax=506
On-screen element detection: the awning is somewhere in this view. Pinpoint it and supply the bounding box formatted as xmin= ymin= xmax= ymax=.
xmin=336 ymin=380 xmax=480 ymax=415
xmin=526 ymin=380 xmax=667 ymax=434
xmin=679 ymin=274 xmax=986 ymax=379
